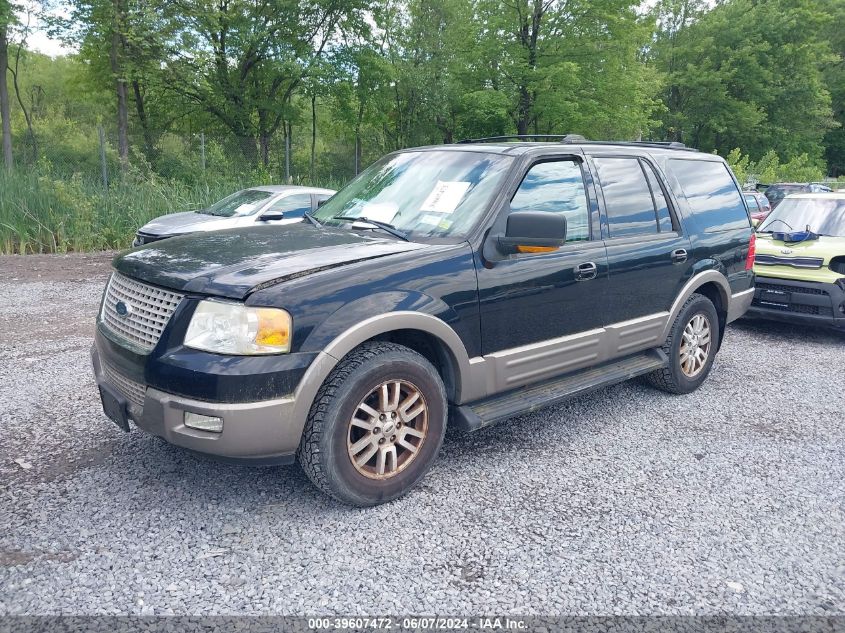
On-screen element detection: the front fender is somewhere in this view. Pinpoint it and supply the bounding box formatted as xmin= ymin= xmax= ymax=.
xmin=300 ymin=291 xmax=463 ymax=354
xmin=287 ymin=306 xmax=482 ymax=445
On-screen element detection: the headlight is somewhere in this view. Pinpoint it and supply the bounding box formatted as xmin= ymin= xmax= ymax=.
xmin=184 ymin=300 xmax=292 ymax=355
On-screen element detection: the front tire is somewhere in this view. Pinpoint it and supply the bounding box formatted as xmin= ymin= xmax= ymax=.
xmin=298 ymin=341 xmax=447 ymax=507
xmin=646 ymin=293 xmax=720 ymax=395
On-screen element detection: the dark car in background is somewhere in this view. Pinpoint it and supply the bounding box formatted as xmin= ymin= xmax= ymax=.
xmin=765 ymin=182 xmax=832 ymax=210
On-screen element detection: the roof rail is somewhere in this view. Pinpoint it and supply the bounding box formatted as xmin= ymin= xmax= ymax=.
xmin=455 ymin=135 xmax=695 ymax=151
xmin=456 ymin=134 xmax=586 ymax=144
xmin=577 ymin=140 xmax=692 ymax=150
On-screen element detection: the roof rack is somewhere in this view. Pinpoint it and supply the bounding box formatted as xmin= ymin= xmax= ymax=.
xmin=455 ymin=135 xmax=694 ymax=151
xmin=456 ymin=134 xmax=586 ymax=144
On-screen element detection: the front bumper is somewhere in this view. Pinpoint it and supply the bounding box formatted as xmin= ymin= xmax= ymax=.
xmin=746 ymin=276 xmax=845 ymax=330
xmin=92 ymin=344 xmax=301 ymax=464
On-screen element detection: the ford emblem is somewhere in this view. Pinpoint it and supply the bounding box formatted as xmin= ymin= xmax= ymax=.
xmin=115 ymin=300 xmax=134 ymax=318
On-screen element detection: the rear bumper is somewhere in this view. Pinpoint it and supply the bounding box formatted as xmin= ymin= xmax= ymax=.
xmin=91 ymin=344 xmax=301 ymax=464
xmin=746 ymin=276 xmax=845 ymax=330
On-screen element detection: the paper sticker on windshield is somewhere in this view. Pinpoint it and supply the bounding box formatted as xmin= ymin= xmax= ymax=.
xmin=420 ymin=181 xmax=471 ymax=214
xmin=360 ymin=202 xmax=399 ymax=224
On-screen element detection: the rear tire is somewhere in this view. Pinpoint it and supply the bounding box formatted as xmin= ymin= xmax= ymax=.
xmin=298 ymin=341 xmax=447 ymax=507
xmin=646 ymin=293 xmax=720 ymax=395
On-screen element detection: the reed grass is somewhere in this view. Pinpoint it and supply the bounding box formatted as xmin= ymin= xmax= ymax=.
xmin=0 ymin=171 xmax=341 ymax=254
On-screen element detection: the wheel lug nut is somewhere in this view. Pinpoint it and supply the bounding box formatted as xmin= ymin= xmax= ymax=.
xmin=379 ymin=414 xmax=386 ymax=421
xmin=373 ymin=427 xmax=380 ymax=434
xmin=391 ymin=435 xmax=397 ymax=442
xmin=396 ymin=422 xmax=401 ymax=428
xmin=378 ymin=438 xmax=386 ymax=444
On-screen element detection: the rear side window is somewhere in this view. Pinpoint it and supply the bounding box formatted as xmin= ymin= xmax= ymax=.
xmin=593 ymin=157 xmax=658 ymax=238
xmin=642 ymin=161 xmax=674 ymax=233
xmin=670 ymin=159 xmax=750 ymax=232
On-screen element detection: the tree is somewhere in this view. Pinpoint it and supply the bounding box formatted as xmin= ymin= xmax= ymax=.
xmin=652 ymin=0 xmax=836 ymax=159
xmin=162 ymin=0 xmax=366 ymax=166
xmin=0 ymin=0 xmax=16 ymax=168
xmin=822 ymin=0 xmax=845 ymax=175
xmin=473 ymin=0 xmax=661 ymax=139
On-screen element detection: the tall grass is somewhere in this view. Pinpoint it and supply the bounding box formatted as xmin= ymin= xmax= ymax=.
xmin=0 ymin=170 xmax=343 ymax=254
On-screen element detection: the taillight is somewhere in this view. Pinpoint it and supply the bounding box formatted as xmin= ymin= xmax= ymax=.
xmin=745 ymin=232 xmax=756 ymax=270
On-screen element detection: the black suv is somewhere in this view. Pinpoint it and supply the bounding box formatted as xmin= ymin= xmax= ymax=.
xmin=92 ymin=137 xmax=755 ymax=506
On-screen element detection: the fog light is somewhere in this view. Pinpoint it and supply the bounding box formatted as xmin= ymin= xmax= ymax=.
xmin=184 ymin=412 xmax=223 ymax=433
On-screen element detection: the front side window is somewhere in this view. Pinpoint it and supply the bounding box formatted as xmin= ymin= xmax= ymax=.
xmin=669 ymin=159 xmax=750 ymax=232
xmin=202 ymin=189 xmax=274 ymax=218
xmin=265 ymin=193 xmax=312 ymax=218
xmin=510 ymin=160 xmax=590 ymax=242
xmin=313 ymin=150 xmax=513 ymax=240
xmin=594 ymin=157 xmax=659 ymax=238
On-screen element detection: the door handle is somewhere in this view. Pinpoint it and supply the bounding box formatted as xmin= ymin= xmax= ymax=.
xmin=575 ymin=261 xmax=598 ymax=281
xmin=671 ymin=248 xmax=688 ymax=264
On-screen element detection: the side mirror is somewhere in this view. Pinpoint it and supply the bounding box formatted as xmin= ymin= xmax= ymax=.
xmin=317 ymin=198 xmax=328 ymax=208
xmin=259 ymin=210 xmax=285 ymax=222
xmin=751 ymin=217 xmax=760 ymax=228
xmin=498 ymin=211 xmax=567 ymax=253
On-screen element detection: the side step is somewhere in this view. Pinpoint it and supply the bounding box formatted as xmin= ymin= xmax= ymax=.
xmin=450 ymin=349 xmax=668 ymax=432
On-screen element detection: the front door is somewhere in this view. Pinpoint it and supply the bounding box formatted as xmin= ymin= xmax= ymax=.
xmin=475 ymin=157 xmax=609 ymax=389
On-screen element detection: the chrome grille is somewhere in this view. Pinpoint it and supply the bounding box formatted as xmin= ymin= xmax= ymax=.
xmin=755 ymin=254 xmax=824 ymax=269
xmin=101 ymin=272 xmax=184 ymax=351
xmin=101 ymin=358 xmax=146 ymax=409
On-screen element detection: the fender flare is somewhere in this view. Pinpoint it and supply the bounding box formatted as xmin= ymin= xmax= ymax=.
xmin=662 ymin=270 xmax=731 ymax=341
xmin=289 ymin=311 xmax=480 ymax=437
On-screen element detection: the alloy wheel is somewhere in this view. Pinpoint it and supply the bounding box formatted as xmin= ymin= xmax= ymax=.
xmin=680 ymin=313 xmax=712 ymax=378
xmin=346 ymin=379 xmax=429 ymax=479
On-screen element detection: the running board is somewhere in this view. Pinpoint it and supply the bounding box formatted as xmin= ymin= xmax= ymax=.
xmin=450 ymin=349 xmax=668 ymax=432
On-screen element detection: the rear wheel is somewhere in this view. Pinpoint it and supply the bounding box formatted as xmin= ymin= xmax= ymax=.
xmin=298 ymin=341 xmax=447 ymax=506
xmin=646 ymin=293 xmax=720 ymax=394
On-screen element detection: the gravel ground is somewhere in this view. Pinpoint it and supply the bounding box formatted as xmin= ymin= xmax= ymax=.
xmin=1 ymin=253 xmax=844 ymax=616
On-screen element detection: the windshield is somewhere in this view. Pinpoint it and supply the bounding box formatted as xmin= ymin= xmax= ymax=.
xmin=201 ymin=189 xmax=274 ymax=218
xmin=758 ymin=197 xmax=845 ymax=236
xmin=313 ymin=150 xmax=513 ymax=239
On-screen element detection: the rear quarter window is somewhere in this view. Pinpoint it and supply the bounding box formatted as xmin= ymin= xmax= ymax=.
xmin=669 ymin=159 xmax=750 ymax=232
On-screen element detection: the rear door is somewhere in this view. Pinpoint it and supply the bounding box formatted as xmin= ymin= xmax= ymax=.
xmin=588 ymin=154 xmax=693 ymax=326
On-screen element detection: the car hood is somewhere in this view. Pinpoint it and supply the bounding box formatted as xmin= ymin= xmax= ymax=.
xmin=754 ymin=233 xmax=844 ymax=283
xmin=139 ymin=211 xmax=234 ymax=235
xmin=113 ymin=224 xmax=429 ymax=299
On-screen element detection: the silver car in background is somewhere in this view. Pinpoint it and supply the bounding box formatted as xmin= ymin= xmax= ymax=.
xmin=132 ymin=185 xmax=336 ymax=246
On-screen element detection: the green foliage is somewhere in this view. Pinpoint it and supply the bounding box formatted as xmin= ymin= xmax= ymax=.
xmin=0 ymin=168 xmax=339 ymax=254
xmin=1 ymin=0 xmax=844 ymax=253
xmin=725 ymin=148 xmax=827 ymax=186
xmin=653 ymin=0 xmax=838 ymax=162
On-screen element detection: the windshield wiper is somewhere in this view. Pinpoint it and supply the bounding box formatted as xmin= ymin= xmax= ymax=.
xmin=758 ymin=218 xmax=794 ymax=233
xmin=332 ymin=215 xmax=409 ymax=241
xmin=303 ymin=211 xmax=322 ymax=227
